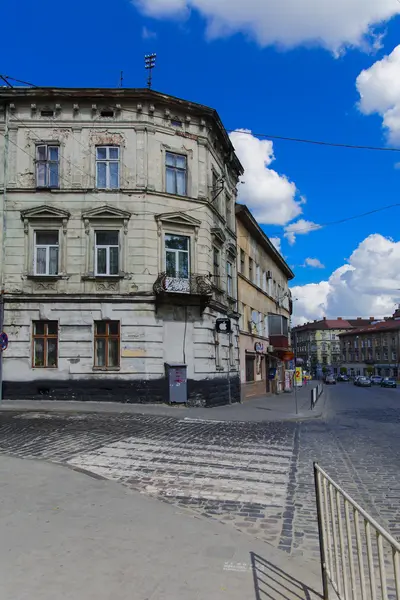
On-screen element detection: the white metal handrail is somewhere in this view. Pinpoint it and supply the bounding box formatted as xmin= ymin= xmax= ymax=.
xmin=314 ymin=462 xmax=400 ymax=600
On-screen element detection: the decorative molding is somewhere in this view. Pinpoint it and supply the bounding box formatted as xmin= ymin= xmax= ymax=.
xmin=33 ymin=280 xmax=57 ymax=292
xmin=84 ymin=218 xmax=90 ymax=235
xmin=21 ymin=205 xmax=71 ymax=221
xmin=226 ymin=242 xmax=237 ymax=258
xmin=211 ymin=227 xmax=226 ymax=246
xmin=95 ymin=281 xmax=119 ymax=292
xmin=81 ymin=205 xmax=131 ymax=221
xmin=155 ymin=211 xmax=201 ymax=230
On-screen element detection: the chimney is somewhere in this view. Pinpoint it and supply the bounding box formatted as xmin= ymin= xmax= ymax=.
xmin=370 ymin=317 xmax=374 ymax=320
xmin=357 ymin=317 xmax=362 ymax=320
xmin=337 ymin=317 xmax=342 ymax=320
xmin=323 ymin=316 xmax=326 ymax=320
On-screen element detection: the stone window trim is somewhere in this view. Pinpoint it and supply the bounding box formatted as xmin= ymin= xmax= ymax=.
xmin=30 ymin=138 xmax=65 ymax=190
xmin=21 ymin=205 xmax=71 ymax=279
xmin=88 ymin=134 xmax=126 ymax=190
xmin=155 ymin=211 xmax=201 ymax=275
xmin=81 ymin=205 xmax=131 ymax=279
xmin=160 ymin=143 xmax=193 ymax=198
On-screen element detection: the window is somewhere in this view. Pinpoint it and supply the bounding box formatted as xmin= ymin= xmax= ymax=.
xmin=212 ymin=170 xmax=219 ymax=195
xmin=100 ymin=109 xmax=114 ymax=118
xmin=264 ymin=315 xmax=269 ymax=337
xmin=256 ymin=264 xmax=261 ymax=287
xmin=96 ymin=146 xmax=120 ymax=189
xmin=95 ymin=231 xmax=119 ymax=276
xmin=213 ymin=247 xmax=220 ymax=282
xmin=240 ymin=249 xmax=245 ymax=274
xmin=40 ymin=109 xmax=54 ymax=118
xmin=268 ymin=314 xmax=288 ymax=337
xmin=36 ymin=144 xmax=59 ymax=188
xmin=258 ymin=312 xmax=263 ymax=336
xmin=226 ymin=261 xmax=233 ymax=297
xmin=94 ymin=321 xmax=120 ymax=368
xmin=34 ymin=231 xmax=59 ymax=275
xmin=249 ymin=258 xmax=254 ymax=281
xmin=166 ymin=152 xmax=187 ymax=196
xmin=32 ymin=321 xmax=58 ymax=368
xmin=262 ymin=271 xmax=267 ymax=292
xmin=165 ymin=234 xmax=189 ymax=279
xmin=171 ymin=118 xmax=182 ymax=127
xmin=226 ymin=194 xmax=233 ymax=229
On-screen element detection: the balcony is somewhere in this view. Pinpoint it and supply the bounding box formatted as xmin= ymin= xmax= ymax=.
xmin=153 ymin=272 xmax=213 ymax=312
xmin=270 ymin=335 xmax=290 ymax=350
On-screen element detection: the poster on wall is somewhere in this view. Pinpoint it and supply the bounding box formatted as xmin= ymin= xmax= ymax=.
xmin=295 ymin=367 xmax=303 ymax=387
xmin=284 ymin=371 xmax=292 ymax=392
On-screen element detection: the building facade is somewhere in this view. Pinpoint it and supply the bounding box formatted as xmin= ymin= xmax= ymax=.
xmin=293 ymin=317 xmax=374 ymax=376
xmin=339 ymin=311 xmax=400 ymax=378
xmin=0 ymin=87 xmax=243 ymax=405
xmin=236 ymin=205 xmax=294 ymax=399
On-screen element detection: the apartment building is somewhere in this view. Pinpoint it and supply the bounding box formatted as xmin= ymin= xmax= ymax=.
xmin=236 ymin=205 xmax=294 ymax=399
xmin=339 ymin=309 xmax=400 ymax=378
xmin=0 ymin=87 xmax=243 ymax=405
xmin=293 ymin=317 xmax=374 ymax=376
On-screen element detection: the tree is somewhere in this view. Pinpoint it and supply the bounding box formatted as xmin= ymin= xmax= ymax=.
xmin=340 ymin=367 xmax=347 ymax=375
xmin=366 ymin=366 xmax=374 ymax=376
xmin=322 ymin=366 xmax=328 ymax=374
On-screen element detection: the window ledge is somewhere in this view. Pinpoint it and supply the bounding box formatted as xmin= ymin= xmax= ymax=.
xmin=27 ymin=274 xmax=68 ymax=281
xmin=92 ymin=367 xmax=121 ymax=372
xmin=82 ymin=274 xmax=126 ymax=281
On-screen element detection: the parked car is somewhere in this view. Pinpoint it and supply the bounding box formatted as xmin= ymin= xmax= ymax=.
xmin=353 ymin=376 xmax=361 ymax=385
xmin=356 ymin=377 xmax=372 ymax=387
xmin=370 ymin=376 xmax=383 ymax=385
xmin=337 ymin=374 xmax=349 ymax=382
xmin=325 ymin=375 xmax=336 ymax=385
xmin=381 ymin=377 xmax=397 ymax=388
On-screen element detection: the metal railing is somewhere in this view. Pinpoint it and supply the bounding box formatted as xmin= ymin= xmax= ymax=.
xmin=311 ymin=383 xmax=323 ymax=409
xmin=314 ymin=463 xmax=400 ymax=600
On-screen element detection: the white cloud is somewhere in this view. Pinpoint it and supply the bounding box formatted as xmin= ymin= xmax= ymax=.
xmin=357 ymin=45 xmax=400 ymax=143
xmin=132 ymin=0 xmax=400 ymax=53
xmin=229 ymin=130 xmax=302 ymax=225
xmin=142 ymin=25 xmax=158 ymax=38
xmin=291 ymin=234 xmax=400 ymax=325
xmin=269 ymin=237 xmax=282 ymax=253
xmin=284 ymin=219 xmax=322 ymax=245
xmin=304 ymin=257 xmax=325 ymax=268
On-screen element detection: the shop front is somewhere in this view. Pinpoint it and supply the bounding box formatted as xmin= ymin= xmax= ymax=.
xmin=240 ymin=338 xmax=270 ymax=400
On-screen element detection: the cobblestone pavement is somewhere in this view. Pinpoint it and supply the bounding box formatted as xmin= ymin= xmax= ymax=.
xmin=0 ymin=384 xmax=399 ymax=563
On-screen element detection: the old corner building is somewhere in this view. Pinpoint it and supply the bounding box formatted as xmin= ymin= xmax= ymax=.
xmin=236 ymin=205 xmax=294 ymax=399
xmin=0 ymin=87 xmax=244 ymax=406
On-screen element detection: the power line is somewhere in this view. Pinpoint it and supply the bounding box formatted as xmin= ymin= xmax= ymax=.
xmin=226 ymin=130 xmax=400 ymax=153
xmin=2 ymin=74 xmax=399 ymax=153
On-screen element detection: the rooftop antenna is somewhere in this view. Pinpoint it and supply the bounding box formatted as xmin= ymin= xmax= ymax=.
xmin=119 ymin=70 xmax=124 ymax=88
xmin=145 ymin=53 xmax=156 ymax=89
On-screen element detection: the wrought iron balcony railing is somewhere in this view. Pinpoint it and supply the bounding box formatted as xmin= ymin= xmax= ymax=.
xmin=153 ymin=272 xmax=213 ymax=296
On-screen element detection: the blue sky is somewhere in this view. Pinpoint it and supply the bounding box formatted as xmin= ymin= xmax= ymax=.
xmin=2 ymin=0 xmax=400 ymax=320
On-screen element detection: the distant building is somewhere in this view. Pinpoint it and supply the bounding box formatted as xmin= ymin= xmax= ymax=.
xmin=339 ymin=310 xmax=400 ymax=378
xmin=293 ymin=317 xmax=375 ymax=375
xmin=236 ymin=205 xmax=294 ymax=399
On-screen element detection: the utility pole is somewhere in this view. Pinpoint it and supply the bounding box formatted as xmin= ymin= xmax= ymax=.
xmin=145 ymin=54 xmax=156 ymax=89
xmin=0 ymin=102 xmax=9 ymax=404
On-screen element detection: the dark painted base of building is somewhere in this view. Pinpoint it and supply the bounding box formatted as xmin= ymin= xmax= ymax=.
xmin=2 ymin=376 xmax=241 ymax=408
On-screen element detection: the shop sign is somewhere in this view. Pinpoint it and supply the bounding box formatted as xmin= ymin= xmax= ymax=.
xmin=254 ymin=342 xmax=264 ymax=353
xmin=295 ymin=367 xmax=303 ymax=387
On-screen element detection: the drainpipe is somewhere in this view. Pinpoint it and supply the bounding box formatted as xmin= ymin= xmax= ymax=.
xmin=0 ymin=103 xmax=9 ymax=404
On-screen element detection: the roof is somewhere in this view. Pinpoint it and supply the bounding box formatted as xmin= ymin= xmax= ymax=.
xmin=338 ymin=319 xmax=400 ymax=337
xmin=0 ymin=87 xmax=243 ymax=176
xmin=293 ymin=317 xmax=375 ymax=332
xmin=235 ymin=204 xmax=294 ymax=280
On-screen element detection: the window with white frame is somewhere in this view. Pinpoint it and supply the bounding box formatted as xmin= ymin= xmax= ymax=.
xmin=96 ymin=146 xmax=120 ymax=189
xmin=226 ymin=260 xmax=233 ymax=297
xmin=36 ymin=145 xmax=59 ymax=188
xmin=258 ymin=312 xmax=263 ymax=336
xmin=95 ymin=231 xmax=119 ymax=275
xmin=262 ymin=271 xmax=267 ymax=292
xmin=166 ymin=152 xmax=187 ymax=196
xmin=165 ymin=234 xmax=190 ymax=279
xmin=256 ymin=264 xmax=261 ymax=287
xmin=34 ymin=231 xmax=59 ymax=275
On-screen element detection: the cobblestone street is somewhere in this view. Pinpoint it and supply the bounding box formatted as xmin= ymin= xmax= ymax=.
xmin=0 ymin=384 xmax=399 ymax=563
